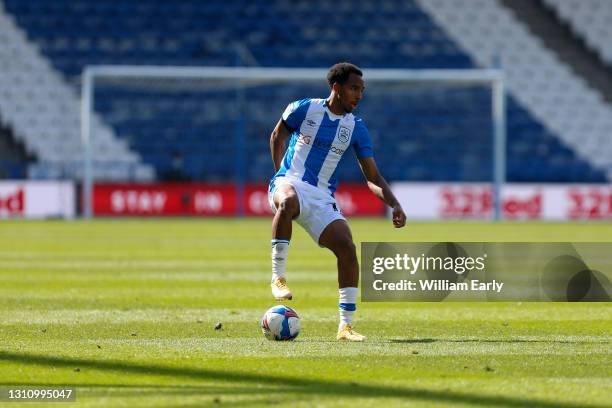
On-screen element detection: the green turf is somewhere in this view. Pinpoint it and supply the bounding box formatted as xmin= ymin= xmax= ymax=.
xmin=0 ymin=219 xmax=610 ymax=407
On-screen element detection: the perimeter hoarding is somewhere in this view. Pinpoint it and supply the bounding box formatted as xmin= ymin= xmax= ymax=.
xmin=92 ymin=183 xmax=385 ymax=216
xmin=392 ymin=183 xmax=612 ymax=220
xmin=0 ymin=181 xmax=75 ymax=219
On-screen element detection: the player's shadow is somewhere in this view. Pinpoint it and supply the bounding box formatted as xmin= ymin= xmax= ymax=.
xmin=389 ymin=338 xmax=605 ymax=344
xmin=0 ymin=350 xmax=606 ymax=408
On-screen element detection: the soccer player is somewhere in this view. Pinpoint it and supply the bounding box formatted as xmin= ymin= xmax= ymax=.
xmin=268 ymin=62 xmax=406 ymax=341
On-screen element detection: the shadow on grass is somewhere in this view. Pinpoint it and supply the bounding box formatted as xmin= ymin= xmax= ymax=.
xmin=389 ymin=338 xmax=608 ymax=344
xmin=0 ymin=383 xmax=290 ymax=408
xmin=389 ymin=338 xmax=438 ymax=344
xmin=0 ymin=350 xmax=605 ymax=408
xmin=0 ymin=383 xmax=279 ymax=396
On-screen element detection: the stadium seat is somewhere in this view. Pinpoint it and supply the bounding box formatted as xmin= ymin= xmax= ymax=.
xmin=544 ymin=0 xmax=612 ymax=66
xmin=0 ymin=3 xmax=153 ymax=180
xmin=0 ymin=0 xmax=608 ymax=182
xmin=419 ymin=0 xmax=611 ymax=181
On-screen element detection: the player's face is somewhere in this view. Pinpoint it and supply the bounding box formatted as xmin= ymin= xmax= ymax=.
xmin=338 ymin=73 xmax=365 ymax=113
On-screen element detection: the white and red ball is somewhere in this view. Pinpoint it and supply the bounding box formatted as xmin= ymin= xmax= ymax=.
xmin=260 ymin=305 xmax=301 ymax=341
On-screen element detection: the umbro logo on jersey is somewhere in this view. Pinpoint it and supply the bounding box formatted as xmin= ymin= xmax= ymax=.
xmin=338 ymin=126 xmax=351 ymax=143
xmin=306 ymin=119 xmax=317 ymax=127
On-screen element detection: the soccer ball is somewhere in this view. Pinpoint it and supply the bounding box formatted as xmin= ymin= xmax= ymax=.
xmin=260 ymin=305 xmax=301 ymax=341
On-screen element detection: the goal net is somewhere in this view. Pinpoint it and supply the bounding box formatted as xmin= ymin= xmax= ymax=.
xmin=82 ymin=66 xmax=505 ymax=219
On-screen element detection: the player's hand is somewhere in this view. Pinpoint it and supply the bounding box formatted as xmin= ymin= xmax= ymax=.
xmin=392 ymin=204 xmax=406 ymax=228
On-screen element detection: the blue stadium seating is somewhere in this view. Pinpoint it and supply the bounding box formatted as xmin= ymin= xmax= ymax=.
xmin=3 ymin=0 xmax=606 ymax=183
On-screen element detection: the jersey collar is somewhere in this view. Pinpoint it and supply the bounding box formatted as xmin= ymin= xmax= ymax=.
xmin=323 ymin=99 xmax=346 ymax=120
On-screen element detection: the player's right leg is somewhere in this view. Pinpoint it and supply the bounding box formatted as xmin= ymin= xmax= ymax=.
xmin=270 ymin=183 xmax=300 ymax=301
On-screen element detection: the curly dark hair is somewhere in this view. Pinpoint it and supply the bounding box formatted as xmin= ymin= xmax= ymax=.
xmin=326 ymin=62 xmax=363 ymax=88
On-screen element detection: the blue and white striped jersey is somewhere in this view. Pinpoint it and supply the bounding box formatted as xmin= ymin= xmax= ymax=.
xmin=270 ymin=98 xmax=373 ymax=196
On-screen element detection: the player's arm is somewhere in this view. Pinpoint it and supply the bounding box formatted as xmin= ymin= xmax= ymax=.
xmin=358 ymin=156 xmax=406 ymax=228
xmin=270 ymin=119 xmax=292 ymax=172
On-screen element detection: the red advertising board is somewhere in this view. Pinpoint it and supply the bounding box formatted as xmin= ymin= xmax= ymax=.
xmin=93 ymin=183 xmax=237 ymax=216
xmin=93 ymin=183 xmax=384 ymax=217
xmin=334 ymin=184 xmax=386 ymax=216
xmin=243 ymin=185 xmax=271 ymax=216
xmin=243 ymin=183 xmax=384 ymax=216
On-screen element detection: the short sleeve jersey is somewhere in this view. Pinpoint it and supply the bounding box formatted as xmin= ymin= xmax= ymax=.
xmin=271 ymin=98 xmax=373 ymax=195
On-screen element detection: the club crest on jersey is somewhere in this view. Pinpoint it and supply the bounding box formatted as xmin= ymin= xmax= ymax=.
xmin=338 ymin=126 xmax=351 ymax=143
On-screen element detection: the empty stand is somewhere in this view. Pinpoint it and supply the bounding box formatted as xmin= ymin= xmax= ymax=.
xmin=544 ymin=0 xmax=612 ymax=67
xmin=419 ymin=0 xmax=611 ymax=180
xmin=1 ymin=0 xmax=607 ymax=183
xmin=0 ymin=2 xmax=153 ymax=180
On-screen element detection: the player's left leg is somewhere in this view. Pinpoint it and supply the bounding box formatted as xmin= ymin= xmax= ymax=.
xmin=319 ymin=219 xmax=366 ymax=342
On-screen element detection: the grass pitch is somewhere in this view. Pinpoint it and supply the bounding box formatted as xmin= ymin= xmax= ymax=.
xmin=0 ymin=219 xmax=610 ymax=407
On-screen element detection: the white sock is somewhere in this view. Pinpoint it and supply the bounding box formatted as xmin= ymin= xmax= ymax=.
xmin=271 ymin=239 xmax=289 ymax=282
xmin=338 ymin=287 xmax=358 ymax=330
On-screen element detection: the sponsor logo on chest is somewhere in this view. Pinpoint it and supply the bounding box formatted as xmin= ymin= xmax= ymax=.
xmin=300 ymin=113 xmax=353 ymax=155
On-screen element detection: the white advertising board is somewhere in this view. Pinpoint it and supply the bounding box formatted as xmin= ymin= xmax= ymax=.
xmin=392 ymin=183 xmax=612 ymax=220
xmin=0 ymin=181 xmax=75 ymax=219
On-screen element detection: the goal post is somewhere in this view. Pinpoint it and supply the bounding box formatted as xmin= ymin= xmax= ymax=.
xmin=81 ymin=66 xmax=506 ymax=220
